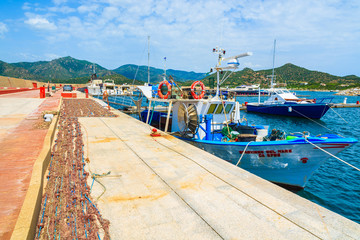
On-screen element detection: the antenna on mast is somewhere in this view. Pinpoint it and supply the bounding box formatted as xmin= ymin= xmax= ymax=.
xmin=211 ymin=47 xmax=252 ymax=98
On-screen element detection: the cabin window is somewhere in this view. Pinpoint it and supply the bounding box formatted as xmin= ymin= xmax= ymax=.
xmin=207 ymin=104 xmax=217 ymax=114
xmin=215 ymin=104 xmax=224 ymax=114
xmin=224 ymin=104 xmax=233 ymax=114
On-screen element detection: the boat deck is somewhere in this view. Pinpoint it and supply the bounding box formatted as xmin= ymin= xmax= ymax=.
xmin=78 ymin=107 xmax=359 ymax=239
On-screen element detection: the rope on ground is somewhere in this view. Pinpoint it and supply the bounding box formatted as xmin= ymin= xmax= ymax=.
xmin=305 ymin=138 xmax=360 ymax=172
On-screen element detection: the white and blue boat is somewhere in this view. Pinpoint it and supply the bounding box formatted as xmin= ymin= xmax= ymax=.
xmin=246 ymin=40 xmax=332 ymax=119
xmin=246 ymin=88 xmax=333 ymax=119
xmin=138 ymin=47 xmax=357 ymax=190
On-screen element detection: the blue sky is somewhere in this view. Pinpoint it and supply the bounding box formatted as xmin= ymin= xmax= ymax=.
xmin=0 ymin=0 xmax=359 ymax=77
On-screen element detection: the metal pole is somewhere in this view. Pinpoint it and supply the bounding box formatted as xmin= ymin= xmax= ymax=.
xmin=164 ymin=101 xmax=173 ymax=133
xmin=271 ymin=39 xmax=276 ymax=89
xmin=216 ymin=70 xmax=220 ymax=98
xmin=147 ymin=36 xmax=150 ymax=85
xmin=146 ymin=100 xmax=152 ymax=124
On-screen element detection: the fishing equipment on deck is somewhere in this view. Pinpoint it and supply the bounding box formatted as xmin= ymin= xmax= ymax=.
xmin=150 ymin=128 xmax=161 ymax=137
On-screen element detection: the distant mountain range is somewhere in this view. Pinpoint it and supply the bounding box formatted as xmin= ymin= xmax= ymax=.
xmin=198 ymin=63 xmax=360 ymax=90
xmin=0 ymin=56 xmax=359 ymax=89
xmin=113 ymin=64 xmax=205 ymax=83
xmin=0 ymin=56 xmax=205 ymax=84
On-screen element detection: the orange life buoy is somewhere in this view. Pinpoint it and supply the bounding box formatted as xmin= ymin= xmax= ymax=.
xmin=190 ymin=81 xmax=205 ymax=99
xmin=158 ymin=81 xmax=171 ymax=99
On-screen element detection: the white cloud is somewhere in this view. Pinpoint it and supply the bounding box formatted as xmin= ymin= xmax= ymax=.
xmin=25 ymin=15 xmax=57 ymax=31
xmin=49 ymin=6 xmax=75 ymax=14
xmin=22 ymin=2 xmax=31 ymax=10
xmin=0 ymin=22 xmax=8 ymax=38
xmin=52 ymin=0 xmax=67 ymax=5
xmin=78 ymin=4 xmax=100 ymax=14
xmin=44 ymin=53 xmax=62 ymax=60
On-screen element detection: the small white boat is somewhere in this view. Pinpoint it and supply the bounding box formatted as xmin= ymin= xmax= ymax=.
xmin=102 ymin=79 xmax=116 ymax=95
xmin=87 ymin=73 xmax=103 ymax=96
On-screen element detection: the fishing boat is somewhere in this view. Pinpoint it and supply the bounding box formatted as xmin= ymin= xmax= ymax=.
xmin=246 ymin=40 xmax=332 ymax=119
xmin=102 ymin=79 xmax=117 ymax=95
xmin=228 ymin=84 xmax=269 ymax=96
xmin=86 ymin=72 xmax=103 ymax=96
xmin=138 ymin=47 xmax=357 ymax=190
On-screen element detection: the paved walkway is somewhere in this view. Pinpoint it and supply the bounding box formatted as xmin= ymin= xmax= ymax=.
xmin=79 ymin=112 xmax=360 ymax=239
xmin=0 ymin=90 xmax=61 ymax=239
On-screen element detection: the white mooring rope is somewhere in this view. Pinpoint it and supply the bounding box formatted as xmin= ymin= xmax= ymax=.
xmin=236 ymin=141 xmax=253 ymax=166
xmin=329 ymin=107 xmax=349 ymax=124
xmin=305 ymin=138 xmax=360 ymax=172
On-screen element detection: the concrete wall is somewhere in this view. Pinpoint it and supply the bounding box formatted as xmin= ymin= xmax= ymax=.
xmin=0 ymin=76 xmax=40 ymax=88
xmin=0 ymin=76 xmax=86 ymax=88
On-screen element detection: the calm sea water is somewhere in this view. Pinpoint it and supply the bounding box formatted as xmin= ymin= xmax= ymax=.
xmin=237 ymin=91 xmax=360 ymax=224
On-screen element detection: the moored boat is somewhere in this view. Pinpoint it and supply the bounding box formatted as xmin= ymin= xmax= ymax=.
xmin=246 ymin=88 xmax=333 ymax=119
xmin=138 ymin=47 xmax=357 ymax=189
xmin=246 ymin=40 xmax=332 ymax=119
xmin=86 ymin=73 xmax=102 ymax=96
xmin=228 ymin=85 xmax=269 ymax=96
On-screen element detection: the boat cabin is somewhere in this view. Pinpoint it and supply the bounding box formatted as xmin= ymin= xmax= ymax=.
xmin=264 ymin=89 xmax=299 ymax=104
xmin=170 ymin=98 xmax=241 ymax=140
xmin=103 ymin=79 xmax=116 ymax=95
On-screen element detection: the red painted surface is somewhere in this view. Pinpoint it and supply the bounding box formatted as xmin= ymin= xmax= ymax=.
xmin=0 ymin=89 xmax=42 ymax=99
xmin=61 ymin=92 xmax=77 ymax=98
xmin=0 ymin=91 xmax=61 ymax=239
xmin=0 ymin=88 xmax=38 ymax=95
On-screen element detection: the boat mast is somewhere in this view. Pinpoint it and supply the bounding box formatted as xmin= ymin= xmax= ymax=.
xmin=270 ymin=39 xmax=276 ymax=89
xmin=213 ymin=47 xmax=225 ymax=98
xmin=147 ymin=36 xmax=150 ymax=86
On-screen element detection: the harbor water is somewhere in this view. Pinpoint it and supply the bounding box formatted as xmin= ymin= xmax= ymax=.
xmin=237 ymin=91 xmax=360 ymax=224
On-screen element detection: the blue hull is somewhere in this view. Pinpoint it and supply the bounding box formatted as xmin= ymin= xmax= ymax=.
xmin=246 ymin=103 xmax=331 ymax=119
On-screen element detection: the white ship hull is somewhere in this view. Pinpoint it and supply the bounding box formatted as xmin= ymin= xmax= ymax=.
xmin=183 ymin=138 xmax=354 ymax=189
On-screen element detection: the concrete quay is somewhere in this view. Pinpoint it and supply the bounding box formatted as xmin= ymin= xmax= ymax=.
xmin=79 ymin=106 xmax=360 ymax=239
xmin=0 ymin=89 xmax=61 ymax=239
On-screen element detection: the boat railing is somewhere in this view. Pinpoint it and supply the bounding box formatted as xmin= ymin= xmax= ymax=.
xmin=316 ymin=97 xmax=334 ymax=104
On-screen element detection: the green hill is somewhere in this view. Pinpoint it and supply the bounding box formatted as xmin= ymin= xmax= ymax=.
xmin=188 ymin=63 xmax=360 ymax=90
xmin=1 ymin=57 xmax=359 ymax=90
xmin=113 ymin=64 xmax=206 ymax=83
xmin=12 ymin=56 xmax=114 ymax=81
xmin=0 ymin=60 xmax=38 ymax=80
